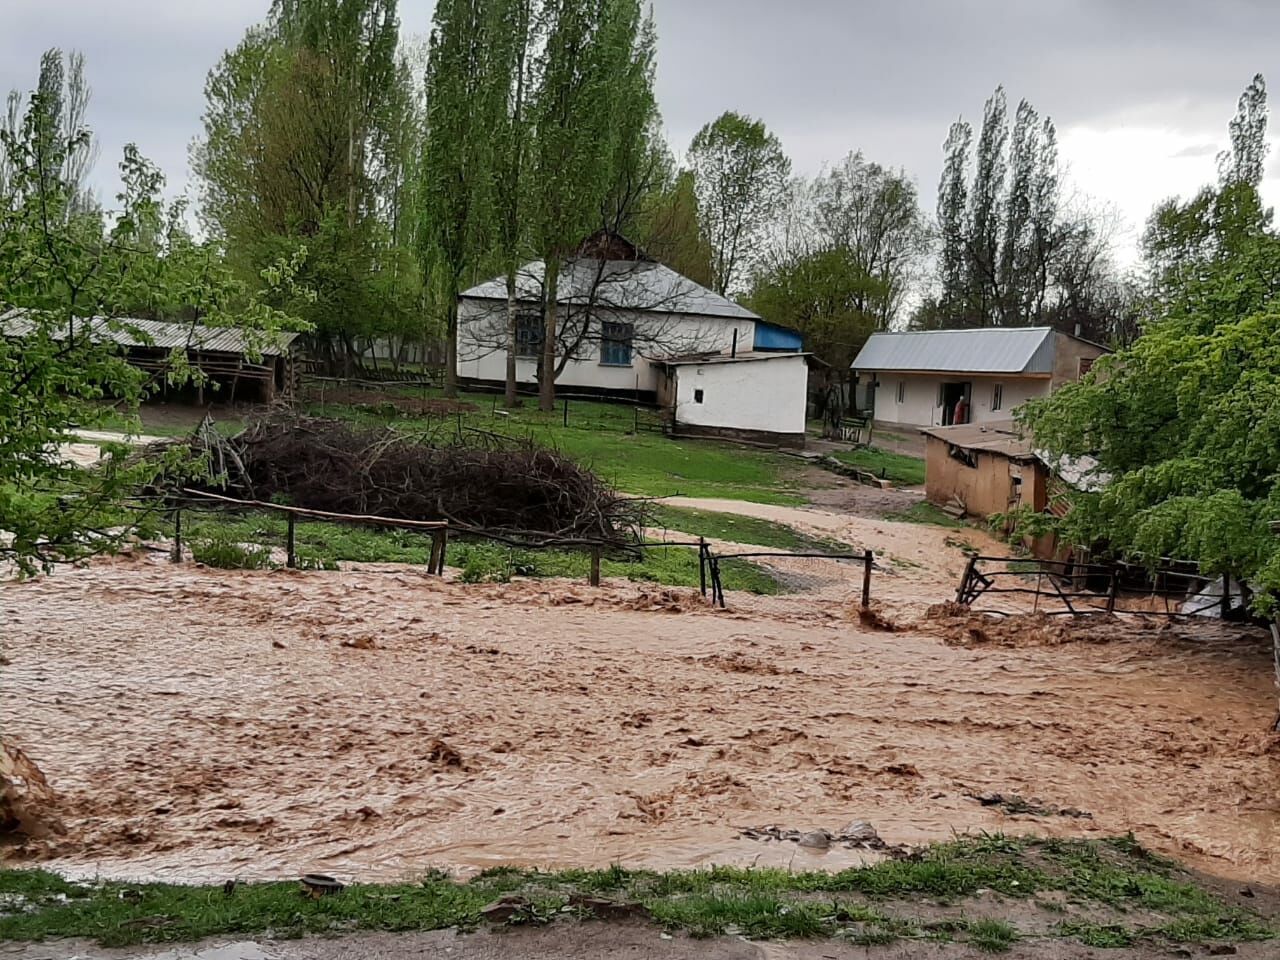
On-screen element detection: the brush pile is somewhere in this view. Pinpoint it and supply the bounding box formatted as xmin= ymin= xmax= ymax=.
xmin=178 ymin=412 xmax=643 ymax=545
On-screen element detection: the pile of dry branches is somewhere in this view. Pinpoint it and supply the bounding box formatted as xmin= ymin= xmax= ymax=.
xmin=182 ymin=413 xmax=643 ymax=546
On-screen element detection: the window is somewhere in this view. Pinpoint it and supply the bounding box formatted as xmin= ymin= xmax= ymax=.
xmin=694 ymin=388 xmax=704 ymax=404
xmin=896 ymin=380 xmax=905 ymax=404
xmin=599 ymin=320 xmax=634 ymax=366
xmin=515 ymin=309 xmax=543 ymax=359
xmin=992 ymin=383 xmax=1004 ymax=411
xmin=1078 ymin=357 xmax=1095 ymax=378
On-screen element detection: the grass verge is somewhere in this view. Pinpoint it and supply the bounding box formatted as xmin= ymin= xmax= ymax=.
xmin=1 ymin=837 xmax=1271 ymax=950
xmin=884 ymin=501 xmax=965 ymax=528
xmin=831 ymin=447 xmax=926 ymax=486
xmin=170 ymin=510 xmax=783 ymax=595
xmin=645 ymin=505 xmax=847 ymax=554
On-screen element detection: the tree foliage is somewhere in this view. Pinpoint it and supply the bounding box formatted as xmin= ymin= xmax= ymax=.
xmin=1022 ymin=74 xmax=1280 ymax=609
xmin=687 ymin=111 xmax=791 ymax=296
xmin=921 ymin=86 xmax=1124 ymax=341
xmin=1 ymin=54 xmax=305 ymax=573
xmin=193 ymin=0 xmax=420 ymax=371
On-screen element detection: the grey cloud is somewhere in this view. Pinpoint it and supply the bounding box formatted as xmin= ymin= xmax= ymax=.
xmin=3 ymin=0 xmax=1275 ymax=247
xmin=1170 ymin=143 xmax=1221 ymax=159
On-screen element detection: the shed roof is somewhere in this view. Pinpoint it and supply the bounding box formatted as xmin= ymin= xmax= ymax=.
xmin=919 ymin=420 xmax=1035 ymax=459
xmin=460 ymin=259 xmax=760 ymax=322
xmin=0 ymin=310 xmax=300 ymax=356
xmin=852 ymin=326 xmax=1063 ymax=374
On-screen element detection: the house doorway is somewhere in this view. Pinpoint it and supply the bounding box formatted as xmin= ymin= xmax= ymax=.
xmin=940 ymin=381 xmax=972 ymax=425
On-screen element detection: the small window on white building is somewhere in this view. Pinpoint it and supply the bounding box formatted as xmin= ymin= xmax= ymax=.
xmin=694 ymin=388 xmax=704 ymax=404
xmin=896 ymin=381 xmax=905 ymax=404
xmin=992 ymin=383 xmax=1004 ymax=411
xmin=515 ymin=309 xmax=543 ymax=358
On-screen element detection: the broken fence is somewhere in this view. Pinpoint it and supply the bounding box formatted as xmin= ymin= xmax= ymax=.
xmin=954 ymin=554 xmax=1237 ymax=618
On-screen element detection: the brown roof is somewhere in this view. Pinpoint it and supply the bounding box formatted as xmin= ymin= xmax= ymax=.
xmin=919 ymin=420 xmax=1035 ymax=459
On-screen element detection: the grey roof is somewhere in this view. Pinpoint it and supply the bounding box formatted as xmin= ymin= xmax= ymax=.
xmin=919 ymin=420 xmax=1035 ymax=459
xmin=0 ymin=309 xmax=300 ymax=356
xmin=460 ymin=259 xmax=760 ymax=322
xmin=852 ymin=327 xmax=1060 ymax=374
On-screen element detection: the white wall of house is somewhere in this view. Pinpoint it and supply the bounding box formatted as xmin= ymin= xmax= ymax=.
xmin=672 ymin=355 xmax=808 ymax=436
xmin=869 ymin=372 xmax=1051 ymax=427
xmin=456 ymin=297 xmax=755 ymax=394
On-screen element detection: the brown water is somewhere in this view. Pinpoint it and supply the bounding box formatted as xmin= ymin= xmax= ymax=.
xmin=2 ymin=552 xmax=1277 ymax=885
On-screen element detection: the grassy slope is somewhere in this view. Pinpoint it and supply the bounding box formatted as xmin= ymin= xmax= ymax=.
xmin=301 ymin=389 xmax=804 ymax=504
xmin=645 ymin=505 xmax=847 ymax=553
xmin=831 ymin=447 xmax=926 ymax=486
xmin=1 ymin=837 xmax=1270 ymax=950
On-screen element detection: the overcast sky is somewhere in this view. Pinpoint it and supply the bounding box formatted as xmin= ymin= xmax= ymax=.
xmin=5 ymin=0 xmax=1279 ymax=267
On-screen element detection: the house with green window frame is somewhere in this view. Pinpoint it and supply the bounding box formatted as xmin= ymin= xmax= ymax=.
xmin=455 ymin=232 xmax=803 ymax=406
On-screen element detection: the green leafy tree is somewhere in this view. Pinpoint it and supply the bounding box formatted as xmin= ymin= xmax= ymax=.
xmin=420 ymin=0 xmax=512 ymax=396
xmin=193 ymin=0 xmax=418 ymax=373
xmin=687 ymin=111 xmax=791 ymax=296
xmin=526 ymin=0 xmax=658 ymax=411
xmin=1022 ymin=74 xmax=1280 ymax=611
xmin=1 ymin=57 xmax=305 ymax=574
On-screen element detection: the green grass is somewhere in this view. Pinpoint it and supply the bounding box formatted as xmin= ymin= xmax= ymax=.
xmin=884 ymin=501 xmax=965 ymax=528
xmin=831 ymin=446 xmax=926 ymax=486
xmin=173 ymin=510 xmax=783 ymax=595
xmin=645 ymin=505 xmax=847 ymax=553
xmin=2 ymin=837 xmax=1270 ymax=949
xmin=300 ymin=388 xmax=805 ymax=505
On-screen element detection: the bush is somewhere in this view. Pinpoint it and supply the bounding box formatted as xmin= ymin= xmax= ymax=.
xmin=191 ymin=535 xmax=275 ymax=570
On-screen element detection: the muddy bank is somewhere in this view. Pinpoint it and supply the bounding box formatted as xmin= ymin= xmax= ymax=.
xmin=2 ymin=555 xmax=1278 ymax=885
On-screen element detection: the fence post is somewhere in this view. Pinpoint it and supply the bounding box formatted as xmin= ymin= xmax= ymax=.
xmin=1106 ymin=568 xmax=1119 ymax=613
xmin=427 ymin=531 xmax=441 ymax=575
xmin=861 ymin=549 xmax=873 ymax=608
xmin=563 ymin=397 xmax=569 ymax=428
xmin=286 ymin=513 xmax=297 ymax=569
xmin=955 ymin=556 xmax=976 ymax=603
xmin=589 ymin=545 xmax=601 ymax=587
xmin=435 ymin=527 xmax=449 ymax=575
xmin=633 ymin=405 xmax=638 ymax=434
xmin=698 ymin=537 xmax=707 ymax=597
xmin=170 ymin=499 xmax=183 ymax=564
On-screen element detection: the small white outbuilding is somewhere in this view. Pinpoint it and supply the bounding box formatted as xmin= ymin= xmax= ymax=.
xmin=656 ymin=351 xmax=811 ymax=448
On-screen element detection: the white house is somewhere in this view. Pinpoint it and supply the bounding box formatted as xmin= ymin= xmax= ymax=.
xmin=456 ymin=234 xmax=809 ymax=445
xmin=655 ymin=351 xmax=811 ymax=447
xmin=850 ymin=326 xmax=1109 ymax=428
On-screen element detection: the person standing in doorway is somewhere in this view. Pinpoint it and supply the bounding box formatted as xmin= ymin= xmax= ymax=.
xmin=953 ymin=394 xmax=969 ymax=424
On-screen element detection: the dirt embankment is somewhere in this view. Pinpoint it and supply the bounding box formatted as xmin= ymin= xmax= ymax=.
xmin=2 ymin=551 xmax=1277 ymax=886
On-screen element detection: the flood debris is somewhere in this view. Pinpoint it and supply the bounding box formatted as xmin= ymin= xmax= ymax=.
xmin=0 ymin=738 xmax=64 ymax=838
xmin=737 ymin=820 xmax=911 ymax=857
xmin=965 ymin=791 xmax=1093 ymax=819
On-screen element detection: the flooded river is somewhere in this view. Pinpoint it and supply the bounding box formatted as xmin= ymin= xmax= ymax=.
xmin=2 ymin=553 xmax=1277 ymax=885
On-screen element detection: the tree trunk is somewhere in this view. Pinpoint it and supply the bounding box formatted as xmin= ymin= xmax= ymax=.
xmin=504 ymin=269 xmax=519 ymax=407
xmin=444 ymin=298 xmax=459 ymax=398
xmin=539 ymin=258 xmax=559 ymax=412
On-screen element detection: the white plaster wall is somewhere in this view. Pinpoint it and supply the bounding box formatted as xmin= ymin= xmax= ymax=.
xmin=673 ymin=356 xmax=807 ymax=435
xmin=869 ymin=373 xmax=1050 ymax=426
xmin=456 ymin=297 xmax=755 ymax=394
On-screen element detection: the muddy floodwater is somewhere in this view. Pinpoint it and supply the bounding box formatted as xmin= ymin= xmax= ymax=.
xmin=2 ymin=551 xmax=1278 ymax=885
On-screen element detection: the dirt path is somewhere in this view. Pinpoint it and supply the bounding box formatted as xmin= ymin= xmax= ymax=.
xmin=6 ymin=924 xmax=1277 ymax=960
xmin=2 ymin=550 xmax=1277 ymax=887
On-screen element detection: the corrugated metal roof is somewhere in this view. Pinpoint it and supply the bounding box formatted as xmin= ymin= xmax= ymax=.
xmin=0 ymin=309 xmax=300 ymax=356
xmin=460 ymin=259 xmax=760 ymax=321
xmin=852 ymin=327 xmax=1058 ymax=374
xmin=919 ymin=420 xmax=1035 ymax=458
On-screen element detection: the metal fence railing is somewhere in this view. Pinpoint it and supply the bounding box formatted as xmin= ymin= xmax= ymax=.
xmin=954 ymin=554 xmax=1238 ymax=618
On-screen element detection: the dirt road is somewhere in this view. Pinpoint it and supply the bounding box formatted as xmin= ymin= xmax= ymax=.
xmin=6 ymin=924 xmax=1278 ymax=960
xmin=2 ymin=542 xmax=1277 ymax=886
